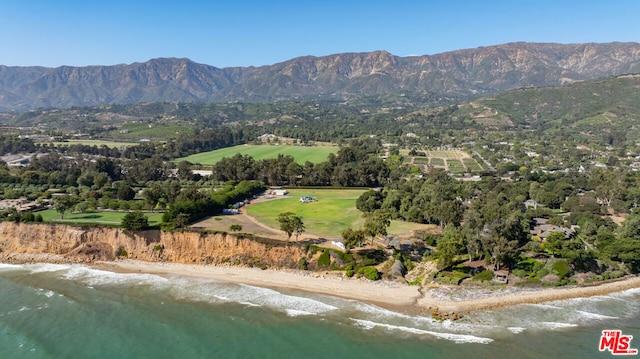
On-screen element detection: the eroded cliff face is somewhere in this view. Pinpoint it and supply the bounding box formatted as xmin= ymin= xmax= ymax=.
xmin=0 ymin=222 xmax=305 ymax=268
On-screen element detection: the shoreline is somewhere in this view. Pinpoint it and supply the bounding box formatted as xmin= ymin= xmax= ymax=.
xmin=3 ymin=254 xmax=640 ymax=316
xmin=97 ymin=259 xmax=640 ymax=316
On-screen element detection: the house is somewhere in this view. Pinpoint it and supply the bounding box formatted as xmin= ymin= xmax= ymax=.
xmin=273 ymin=189 xmax=288 ymax=196
xmin=530 ymin=218 xmax=576 ymax=240
xmin=524 ymin=199 xmax=538 ymax=209
xmin=493 ymin=270 xmax=509 ymax=283
xmin=331 ymin=239 xmax=345 ymax=250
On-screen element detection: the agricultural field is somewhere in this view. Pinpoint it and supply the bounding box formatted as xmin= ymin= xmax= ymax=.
xmin=429 ymin=158 xmax=445 ymax=167
xmin=412 ymin=157 xmax=429 ymax=165
xmin=37 ymin=209 xmax=163 ymax=226
xmin=246 ymin=188 xmax=434 ymax=238
xmin=423 ymin=150 xmax=468 ymax=159
xmin=176 ymin=144 xmax=339 ymax=165
xmin=446 ymin=159 xmax=466 ymax=173
xmin=463 ymin=158 xmax=484 ymax=171
xmin=404 ymin=149 xmax=484 ymax=173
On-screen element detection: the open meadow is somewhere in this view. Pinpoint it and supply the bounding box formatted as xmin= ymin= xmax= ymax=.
xmin=176 ymin=144 xmax=338 ymax=165
xmin=37 ymin=209 xmax=164 ymax=226
xmin=246 ymin=188 xmax=435 ymax=238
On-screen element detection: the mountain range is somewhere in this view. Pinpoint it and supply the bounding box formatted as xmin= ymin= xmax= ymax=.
xmin=1 ymin=42 xmax=640 ymax=111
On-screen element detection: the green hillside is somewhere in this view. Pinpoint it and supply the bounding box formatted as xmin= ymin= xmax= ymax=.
xmin=461 ymin=75 xmax=640 ymax=140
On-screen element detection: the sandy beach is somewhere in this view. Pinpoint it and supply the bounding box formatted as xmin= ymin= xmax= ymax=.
xmin=99 ymin=259 xmax=640 ymax=316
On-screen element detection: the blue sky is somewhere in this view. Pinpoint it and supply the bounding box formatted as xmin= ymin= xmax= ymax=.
xmin=1 ymin=0 xmax=638 ymax=68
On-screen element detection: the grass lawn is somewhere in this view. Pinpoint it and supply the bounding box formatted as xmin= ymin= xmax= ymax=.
xmin=247 ymin=188 xmax=434 ymax=238
xmin=37 ymin=209 xmax=164 ymax=226
xmin=175 ymin=144 xmax=338 ymax=165
xmin=106 ymin=123 xmax=194 ymax=140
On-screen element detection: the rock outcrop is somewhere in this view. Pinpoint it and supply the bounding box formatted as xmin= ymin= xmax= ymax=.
xmin=0 ymin=222 xmax=306 ymax=268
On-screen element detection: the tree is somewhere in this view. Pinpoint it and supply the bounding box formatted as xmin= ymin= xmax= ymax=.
xmin=277 ymin=212 xmax=305 ymax=240
xmin=436 ymin=224 xmax=465 ymax=269
xmin=117 ymin=185 xmax=136 ymax=201
xmin=229 ymin=224 xmax=243 ymax=232
xmin=176 ymin=161 xmax=193 ymax=181
xmin=54 ymin=195 xmax=79 ymax=219
xmin=342 ymin=227 xmax=366 ymax=249
xmin=142 ymin=183 xmax=164 ymax=211
xmin=363 ymin=210 xmax=390 ymax=244
xmin=356 ymin=190 xmax=384 ymax=213
xmin=121 ymin=211 xmax=149 ymax=231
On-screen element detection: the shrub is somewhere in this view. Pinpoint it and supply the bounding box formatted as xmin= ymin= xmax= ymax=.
xmin=116 ymin=247 xmax=128 ymax=257
xmin=121 ymin=211 xmax=149 ymax=231
xmin=360 ymin=266 xmax=380 ymax=280
xmin=317 ymin=250 xmax=331 ymax=267
xmin=298 ymin=258 xmax=308 ymax=270
xmin=512 ymin=269 xmax=528 ymax=278
xmin=472 ymin=270 xmax=494 ymax=282
xmin=345 ymin=264 xmax=355 ymax=277
xmin=552 ymin=260 xmax=570 ymax=278
xmin=408 ymin=275 xmax=424 ymax=286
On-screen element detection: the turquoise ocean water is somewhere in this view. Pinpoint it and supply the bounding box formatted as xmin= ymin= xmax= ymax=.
xmin=1 ymin=262 xmax=638 ymax=359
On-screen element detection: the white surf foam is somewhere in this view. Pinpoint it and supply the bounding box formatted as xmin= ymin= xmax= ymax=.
xmin=239 ymin=301 xmax=261 ymax=307
xmin=508 ymin=327 xmax=526 ymax=333
xmin=234 ymin=284 xmax=338 ymax=315
xmin=36 ymin=289 xmax=56 ymax=298
xmin=609 ymin=287 xmax=640 ymax=298
xmin=351 ymin=319 xmax=493 ymax=344
xmin=354 ymin=302 xmax=429 ymax=322
xmin=286 ymin=309 xmax=315 ymax=317
xmin=0 ymin=263 xmax=22 ymax=271
xmin=62 ymin=265 xmax=169 ymax=287
xmin=539 ymin=321 xmax=579 ymax=330
xmin=167 ymin=279 xmax=337 ymax=315
xmin=575 ymin=310 xmax=619 ymax=320
xmin=27 ymin=264 xmax=71 ymax=273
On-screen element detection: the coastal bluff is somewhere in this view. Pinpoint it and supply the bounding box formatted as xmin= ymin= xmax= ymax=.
xmin=0 ymin=222 xmax=306 ymax=268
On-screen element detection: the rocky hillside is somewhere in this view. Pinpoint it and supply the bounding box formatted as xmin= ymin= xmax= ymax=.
xmin=0 ymin=222 xmax=306 ymax=268
xmin=1 ymin=42 xmax=640 ymax=110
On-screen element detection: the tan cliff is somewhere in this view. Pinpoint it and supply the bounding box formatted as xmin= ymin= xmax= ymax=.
xmin=0 ymin=222 xmax=306 ymax=268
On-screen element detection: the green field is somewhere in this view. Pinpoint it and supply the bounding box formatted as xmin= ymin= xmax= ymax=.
xmin=37 ymin=210 xmax=163 ymax=226
xmin=463 ymin=158 xmax=484 ymax=171
xmin=176 ymin=145 xmax=339 ymax=165
xmin=430 ymin=158 xmax=445 ymax=167
xmin=447 ymin=159 xmax=466 ymax=173
xmin=106 ymin=123 xmax=194 ymax=140
xmin=247 ymin=188 xmax=432 ymax=238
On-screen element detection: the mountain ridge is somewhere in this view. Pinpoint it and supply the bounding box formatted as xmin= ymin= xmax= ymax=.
xmin=1 ymin=42 xmax=640 ymax=111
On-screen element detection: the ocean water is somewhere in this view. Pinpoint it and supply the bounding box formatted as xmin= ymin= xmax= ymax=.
xmin=0 ymin=263 xmax=638 ymax=359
